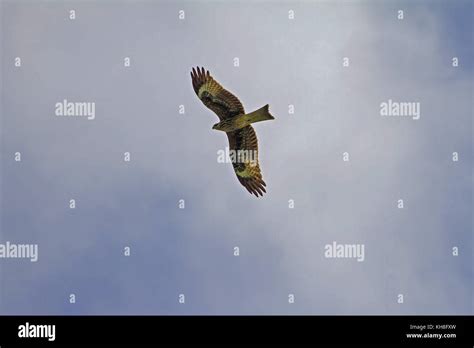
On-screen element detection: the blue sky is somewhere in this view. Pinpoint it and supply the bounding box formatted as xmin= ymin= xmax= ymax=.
xmin=0 ymin=0 xmax=472 ymax=314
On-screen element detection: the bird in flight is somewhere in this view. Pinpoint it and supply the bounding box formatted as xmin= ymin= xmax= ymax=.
xmin=191 ymin=67 xmax=274 ymax=197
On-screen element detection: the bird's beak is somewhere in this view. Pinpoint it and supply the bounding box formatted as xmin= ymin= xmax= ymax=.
xmin=212 ymin=124 xmax=218 ymax=130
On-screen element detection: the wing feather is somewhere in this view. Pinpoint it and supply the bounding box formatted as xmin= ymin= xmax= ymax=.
xmin=191 ymin=67 xmax=245 ymax=120
xmin=227 ymin=126 xmax=267 ymax=197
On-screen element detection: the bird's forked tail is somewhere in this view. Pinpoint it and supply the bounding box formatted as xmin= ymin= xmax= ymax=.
xmin=244 ymin=104 xmax=275 ymax=124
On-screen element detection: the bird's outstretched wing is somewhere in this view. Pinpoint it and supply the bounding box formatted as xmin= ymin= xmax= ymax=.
xmin=191 ymin=67 xmax=245 ymax=120
xmin=227 ymin=126 xmax=267 ymax=197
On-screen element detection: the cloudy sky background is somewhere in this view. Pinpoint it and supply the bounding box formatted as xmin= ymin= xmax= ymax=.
xmin=0 ymin=0 xmax=472 ymax=314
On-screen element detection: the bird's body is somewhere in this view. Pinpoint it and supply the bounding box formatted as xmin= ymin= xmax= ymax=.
xmin=212 ymin=105 xmax=274 ymax=132
xmin=191 ymin=67 xmax=274 ymax=197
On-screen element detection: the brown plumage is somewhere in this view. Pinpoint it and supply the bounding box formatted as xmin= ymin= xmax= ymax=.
xmin=191 ymin=67 xmax=273 ymax=197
